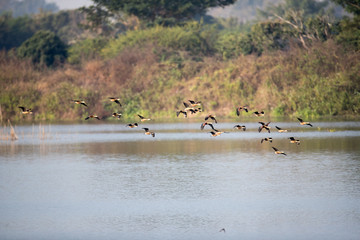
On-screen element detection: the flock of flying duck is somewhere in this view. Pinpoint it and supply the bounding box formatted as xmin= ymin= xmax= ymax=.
xmin=18 ymin=98 xmax=313 ymax=156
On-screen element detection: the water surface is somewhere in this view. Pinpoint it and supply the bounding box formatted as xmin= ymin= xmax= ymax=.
xmin=1 ymin=121 xmax=360 ymax=239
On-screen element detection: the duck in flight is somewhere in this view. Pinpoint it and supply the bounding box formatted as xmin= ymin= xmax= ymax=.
xmin=176 ymin=110 xmax=187 ymax=118
xmin=109 ymin=97 xmax=122 ymax=106
xmin=272 ymin=147 xmax=287 ymax=155
xmin=297 ymin=118 xmax=313 ymax=127
xmin=204 ymin=114 xmax=217 ymax=123
xmin=209 ymin=131 xmax=225 ymax=137
xmin=236 ymin=106 xmax=248 ymax=116
xmin=126 ymin=123 xmax=138 ymax=128
xmin=289 ymin=137 xmax=300 ymax=145
xmin=233 ymin=125 xmax=246 ymax=131
xmin=143 ymin=128 xmax=155 ymax=137
xmin=201 ymin=122 xmax=217 ymax=131
xmin=138 ymin=114 xmax=151 ymax=122
xmin=261 ymin=137 xmax=273 ymax=143
xmin=188 ymin=100 xmax=202 ymax=107
xmin=72 ymin=100 xmax=87 ymax=107
xmin=258 ymin=122 xmax=271 ymax=133
xmin=253 ymin=111 xmax=264 ymax=117
xmin=112 ymin=112 xmax=122 ymax=119
xmin=85 ymin=115 xmax=100 ymax=120
xmin=275 ymin=126 xmax=289 ymax=133
xmin=18 ymin=106 xmax=33 ymax=115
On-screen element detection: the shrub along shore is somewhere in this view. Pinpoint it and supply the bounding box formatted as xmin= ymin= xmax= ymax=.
xmin=1 ymin=36 xmax=359 ymax=123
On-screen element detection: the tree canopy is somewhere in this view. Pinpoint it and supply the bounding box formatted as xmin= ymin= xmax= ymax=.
xmin=17 ymin=30 xmax=67 ymax=67
xmin=81 ymin=0 xmax=236 ymax=26
xmin=331 ymin=0 xmax=360 ymax=15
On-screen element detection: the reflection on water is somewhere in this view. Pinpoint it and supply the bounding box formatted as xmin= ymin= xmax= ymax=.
xmin=1 ymin=122 xmax=360 ymax=240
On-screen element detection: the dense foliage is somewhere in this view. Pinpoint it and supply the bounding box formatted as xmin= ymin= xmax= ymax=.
xmin=17 ymin=30 xmax=67 ymax=67
xmin=81 ymin=0 xmax=236 ymax=26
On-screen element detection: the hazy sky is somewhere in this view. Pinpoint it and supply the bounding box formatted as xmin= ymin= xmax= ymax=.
xmin=48 ymin=0 xmax=91 ymax=10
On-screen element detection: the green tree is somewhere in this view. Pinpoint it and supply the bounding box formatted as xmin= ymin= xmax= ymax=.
xmin=331 ymin=0 xmax=360 ymax=15
xmin=17 ymin=30 xmax=67 ymax=67
xmin=0 ymin=13 xmax=36 ymax=50
xmin=258 ymin=0 xmax=335 ymax=50
xmin=81 ymin=0 xmax=236 ymax=27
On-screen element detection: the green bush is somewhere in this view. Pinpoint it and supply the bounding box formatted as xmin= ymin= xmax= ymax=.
xmin=68 ymin=37 xmax=108 ymax=64
xmin=17 ymin=30 xmax=67 ymax=67
xmin=102 ymin=23 xmax=209 ymax=58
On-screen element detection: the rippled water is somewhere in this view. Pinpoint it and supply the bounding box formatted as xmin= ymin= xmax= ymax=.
xmin=1 ymin=121 xmax=360 ymax=240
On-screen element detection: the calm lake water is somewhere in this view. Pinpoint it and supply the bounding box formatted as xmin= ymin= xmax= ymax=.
xmin=1 ymin=121 xmax=360 ymax=240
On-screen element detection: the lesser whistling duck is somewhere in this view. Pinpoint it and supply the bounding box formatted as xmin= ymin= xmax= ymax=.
xmin=209 ymin=131 xmax=225 ymax=137
xmin=275 ymin=126 xmax=289 ymax=133
xmin=233 ymin=125 xmax=246 ymax=131
xmin=112 ymin=112 xmax=122 ymax=119
xmin=204 ymin=114 xmax=217 ymax=123
xmin=258 ymin=122 xmax=271 ymax=133
xmin=182 ymin=102 xmax=193 ymax=111
xmin=18 ymin=106 xmax=33 ymax=115
xmin=188 ymin=100 xmax=202 ymax=107
xmin=253 ymin=111 xmax=265 ymax=117
xmin=109 ymin=97 xmax=122 ymax=106
xmin=261 ymin=137 xmax=273 ymax=144
xmin=138 ymin=114 xmax=151 ymax=122
xmin=72 ymin=100 xmax=87 ymax=107
xmin=85 ymin=115 xmax=100 ymax=120
xmin=201 ymin=122 xmax=217 ymax=131
xmin=126 ymin=123 xmax=138 ymax=128
xmin=297 ymin=118 xmax=313 ymax=127
xmin=289 ymin=137 xmax=300 ymax=145
xmin=176 ymin=110 xmax=187 ymax=118
xmin=188 ymin=108 xmax=202 ymax=114
xmin=272 ymin=147 xmax=287 ymax=155
xmin=236 ymin=106 xmax=248 ymax=116
xmin=142 ymin=128 xmax=155 ymax=137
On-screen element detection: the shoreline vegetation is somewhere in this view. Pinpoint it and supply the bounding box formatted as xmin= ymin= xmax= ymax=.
xmin=1 ymin=39 xmax=359 ymax=123
xmin=1 ymin=1 xmax=359 ymax=123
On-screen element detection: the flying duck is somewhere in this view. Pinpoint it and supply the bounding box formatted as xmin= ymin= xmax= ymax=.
xmin=143 ymin=128 xmax=155 ymax=137
xmin=204 ymin=114 xmax=217 ymax=123
xmin=112 ymin=112 xmax=122 ymax=119
xmin=272 ymin=147 xmax=287 ymax=155
xmin=236 ymin=106 xmax=248 ymax=116
xmin=253 ymin=111 xmax=265 ymax=117
xmin=126 ymin=123 xmax=138 ymax=128
xmin=72 ymin=100 xmax=87 ymax=107
xmin=188 ymin=100 xmax=202 ymax=107
xmin=209 ymin=131 xmax=225 ymax=137
xmin=289 ymin=137 xmax=300 ymax=145
xmin=201 ymin=122 xmax=217 ymax=131
xmin=233 ymin=125 xmax=246 ymax=131
xmin=109 ymin=97 xmax=122 ymax=106
xmin=138 ymin=114 xmax=151 ymax=122
xmin=258 ymin=122 xmax=271 ymax=133
xmin=297 ymin=118 xmax=313 ymax=127
xmin=176 ymin=110 xmax=187 ymax=118
xmin=261 ymin=137 xmax=273 ymax=143
xmin=18 ymin=106 xmax=33 ymax=114
xmin=85 ymin=115 xmax=100 ymax=120
xmin=275 ymin=126 xmax=289 ymax=133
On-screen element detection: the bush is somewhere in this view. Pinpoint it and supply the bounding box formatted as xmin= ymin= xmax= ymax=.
xmin=67 ymin=37 xmax=108 ymax=64
xmin=17 ymin=30 xmax=67 ymax=67
xmin=101 ymin=23 xmax=210 ymax=58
